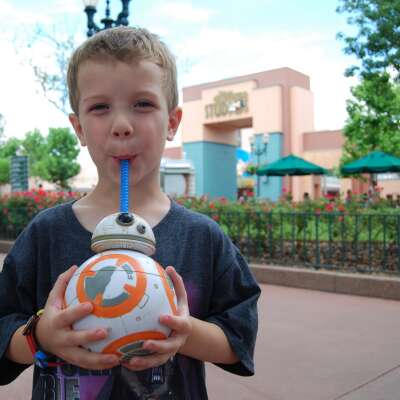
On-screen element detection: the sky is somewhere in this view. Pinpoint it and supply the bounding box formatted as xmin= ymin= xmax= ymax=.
xmin=0 ymin=0 xmax=359 ymax=179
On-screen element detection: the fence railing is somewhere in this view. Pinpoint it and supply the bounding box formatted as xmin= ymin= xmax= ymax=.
xmin=203 ymin=211 xmax=400 ymax=275
xmin=0 ymin=209 xmax=399 ymax=275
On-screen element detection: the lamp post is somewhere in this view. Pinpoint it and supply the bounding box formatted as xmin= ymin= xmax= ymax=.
xmin=249 ymin=133 xmax=269 ymax=197
xmin=83 ymin=0 xmax=132 ymax=37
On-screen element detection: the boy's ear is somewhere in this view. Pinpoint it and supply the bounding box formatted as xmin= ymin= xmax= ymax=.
xmin=69 ymin=114 xmax=86 ymax=146
xmin=167 ymin=107 xmax=182 ymax=141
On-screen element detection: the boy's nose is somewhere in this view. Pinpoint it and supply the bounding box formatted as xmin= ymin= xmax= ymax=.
xmin=112 ymin=129 xmax=132 ymax=138
xmin=111 ymin=114 xmax=133 ymax=138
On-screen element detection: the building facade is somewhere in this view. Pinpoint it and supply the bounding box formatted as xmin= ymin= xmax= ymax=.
xmin=178 ymin=67 xmax=399 ymax=201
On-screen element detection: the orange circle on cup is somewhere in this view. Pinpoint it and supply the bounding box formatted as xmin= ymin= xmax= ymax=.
xmin=76 ymin=253 xmax=147 ymax=318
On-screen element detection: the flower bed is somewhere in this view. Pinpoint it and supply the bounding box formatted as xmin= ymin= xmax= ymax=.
xmin=176 ymin=195 xmax=400 ymax=273
xmin=0 ymin=190 xmax=80 ymax=238
xmin=0 ymin=191 xmax=399 ymax=273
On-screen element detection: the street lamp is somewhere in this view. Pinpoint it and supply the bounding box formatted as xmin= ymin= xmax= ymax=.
xmin=83 ymin=0 xmax=132 ymax=37
xmin=250 ymin=133 xmax=269 ymax=197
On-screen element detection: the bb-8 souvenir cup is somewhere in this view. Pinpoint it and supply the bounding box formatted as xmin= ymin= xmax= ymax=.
xmin=64 ymin=211 xmax=178 ymax=362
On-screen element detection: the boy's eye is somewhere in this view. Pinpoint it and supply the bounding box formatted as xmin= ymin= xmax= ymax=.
xmin=135 ymin=101 xmax=154 ymax=109
xmin=89 ymin=104 xmax=109 ymax=112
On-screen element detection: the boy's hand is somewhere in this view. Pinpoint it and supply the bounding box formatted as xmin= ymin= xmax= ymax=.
xmin=122 ymin=266 xmax=192 ymax=371
xmin=35 ymin=265 xmax=120 ymax=370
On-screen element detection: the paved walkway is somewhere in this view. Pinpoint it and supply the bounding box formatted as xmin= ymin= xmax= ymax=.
xmin=206 ymin=284 xmax=400 ymax=400
xmin=1 ymin=284 xmax=400 ymax=399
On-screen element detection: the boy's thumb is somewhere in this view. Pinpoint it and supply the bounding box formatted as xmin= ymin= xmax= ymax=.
xmin=49 ymin=265 xmax=78 ymax=305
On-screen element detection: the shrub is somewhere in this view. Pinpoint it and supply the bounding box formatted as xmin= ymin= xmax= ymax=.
xmin=0 ymin=189 xmax=81 ymax=238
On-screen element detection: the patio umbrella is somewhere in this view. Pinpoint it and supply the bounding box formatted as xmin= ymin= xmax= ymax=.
xmin=256 ymin=154 xmax=328 ymax=176
xmin=341 ymin=151 xmax=400 ymax=175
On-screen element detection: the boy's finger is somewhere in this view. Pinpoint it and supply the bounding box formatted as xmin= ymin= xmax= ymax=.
xmin=123 ymin=353 xmax=170 ymax=371
xmin=142 ymin=336 xmax=181 ymax=355
xmin=159 ymin=314 xmax=191 ymax=333
xmin=165 ymin=266 xmax=188 ymax=306
xmin=55 ymin=301 xmax=93 ymax=328
xmin=64 ymin=326 xmax=109 ymax=347
xmin=48 ymin=265 xmax=78 ymax=304
xmin=65 ymin=347 xmax=119 ymax=370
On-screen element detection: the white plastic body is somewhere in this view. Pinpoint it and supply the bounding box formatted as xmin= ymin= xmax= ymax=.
xmin=64 ymin=249 xmax=178 ymax=360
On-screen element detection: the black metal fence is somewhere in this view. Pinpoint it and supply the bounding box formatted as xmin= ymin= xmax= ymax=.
xmin=0 ymin=209 xmax=399 ymax=275
xmin=203 ymin=211 xmax=400 ymax=275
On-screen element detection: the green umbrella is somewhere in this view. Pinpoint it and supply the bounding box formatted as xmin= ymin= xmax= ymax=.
xmin=256 ymin=154 xmax=328 ymax=176
xmin=341 ymin=151 xmax=400 ymax=175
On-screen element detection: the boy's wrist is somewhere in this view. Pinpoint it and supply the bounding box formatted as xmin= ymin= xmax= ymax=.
xmin=22 ymin=310 xmax=62 ymax=368
xmin=33 ymin=312 xmax=48 ymax=353
xmin=5 ymin=325 xmax=33 ymax=364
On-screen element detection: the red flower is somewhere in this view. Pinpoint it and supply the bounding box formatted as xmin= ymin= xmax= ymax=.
xmin=212 ymin=215 xmax=219 ymax=222
xmin=209 ymin=202 xmax=215 ymax=209
xmin=219 ymin=196 xmax=228 ymax=204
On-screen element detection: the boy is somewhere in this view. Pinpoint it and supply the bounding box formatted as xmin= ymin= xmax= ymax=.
xmin=0 ymin=27 xmax=260 ymax=399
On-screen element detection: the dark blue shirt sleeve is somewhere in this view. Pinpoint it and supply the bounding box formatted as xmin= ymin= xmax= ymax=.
xmin=205 ymin=229 xmax=261 ymax=376
xmin=0 ymin=253 xmax=35 ymax=384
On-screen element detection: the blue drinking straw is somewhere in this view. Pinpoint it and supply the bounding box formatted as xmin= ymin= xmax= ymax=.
xmin=120 ymin=159 xmax=129 ymax=213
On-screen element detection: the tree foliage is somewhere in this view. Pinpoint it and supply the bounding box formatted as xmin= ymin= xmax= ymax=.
xmin=0 ymin=137 xmax=21 ymax=185
xmin=41 ymin=128 xmax=80 ymax=189
xmin=337 ymin=0 xmax=400 ymax=165
xmin=0 ymin=128 xmax=80 ymax=188
xmin=0 ymin=159 xmax=10 ymax=186
xmin=21 ymin=129 xmax=49 ymax=179
xmin=341 ymin=73 xmax=400 ymax=165
xmin=337 ymin=0 xmax=400 ymax=79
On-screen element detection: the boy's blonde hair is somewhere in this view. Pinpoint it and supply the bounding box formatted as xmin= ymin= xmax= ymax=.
xmin=67 ymin=26 xmax=178 ymax=114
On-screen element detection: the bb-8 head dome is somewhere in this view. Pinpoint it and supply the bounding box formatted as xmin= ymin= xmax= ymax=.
xmin=91 ymin=212 xmax=156 ymax=255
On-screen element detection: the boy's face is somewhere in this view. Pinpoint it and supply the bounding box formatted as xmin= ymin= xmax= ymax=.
xmin=69 ymin=59 xmax=181 ymax=189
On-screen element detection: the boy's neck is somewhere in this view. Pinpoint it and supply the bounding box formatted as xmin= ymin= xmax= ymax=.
xmin=93 ymin=182 xmax=167 ymax=210
xmin=73 ymin=183 xmax=171 ymax=232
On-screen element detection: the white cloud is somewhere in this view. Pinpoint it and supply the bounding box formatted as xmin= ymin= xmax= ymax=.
xmin=0 ymin=0 xmax=51 ymax=26
xmin=51 ymin=0 xmax=82 ymax=15
xmin=153 ymin=1 xmax=216 ymax=23
xmin=0 ymin=41 xmax=67 ymax=139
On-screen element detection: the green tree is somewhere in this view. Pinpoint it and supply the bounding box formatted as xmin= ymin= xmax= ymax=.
xmin=42 ymin=128 xmax=80 ymax=189
xmin=0 ymin=137 xmax=22 ymax=185
xmin=337 ymin=0 xmax=400 ymax=79
xmin=0 ymin=137 xmax=22 ymax=158
xmin=0 ymin=159 xmax=9 ymax=185
xmin=341 ymin=72 xmax=400 ymax=165
xmin=337 ymin=0 xmax=400 ymax=166
xmin=0 ymin=128 xmax=80 ymax=188
xmin=21 ymin=129 xmax=49 ymax=180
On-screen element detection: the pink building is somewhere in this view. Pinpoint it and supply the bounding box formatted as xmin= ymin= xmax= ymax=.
xmin=164 ymin=68 xmax=399 ymax=200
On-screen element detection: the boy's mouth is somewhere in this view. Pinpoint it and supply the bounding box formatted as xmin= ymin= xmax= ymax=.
xmin=113 ymin=155 xmax=135 ymax=161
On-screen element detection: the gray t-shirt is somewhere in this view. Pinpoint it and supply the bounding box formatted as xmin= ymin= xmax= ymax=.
xmin=0 ymin=200 xmax=260 ymax=399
